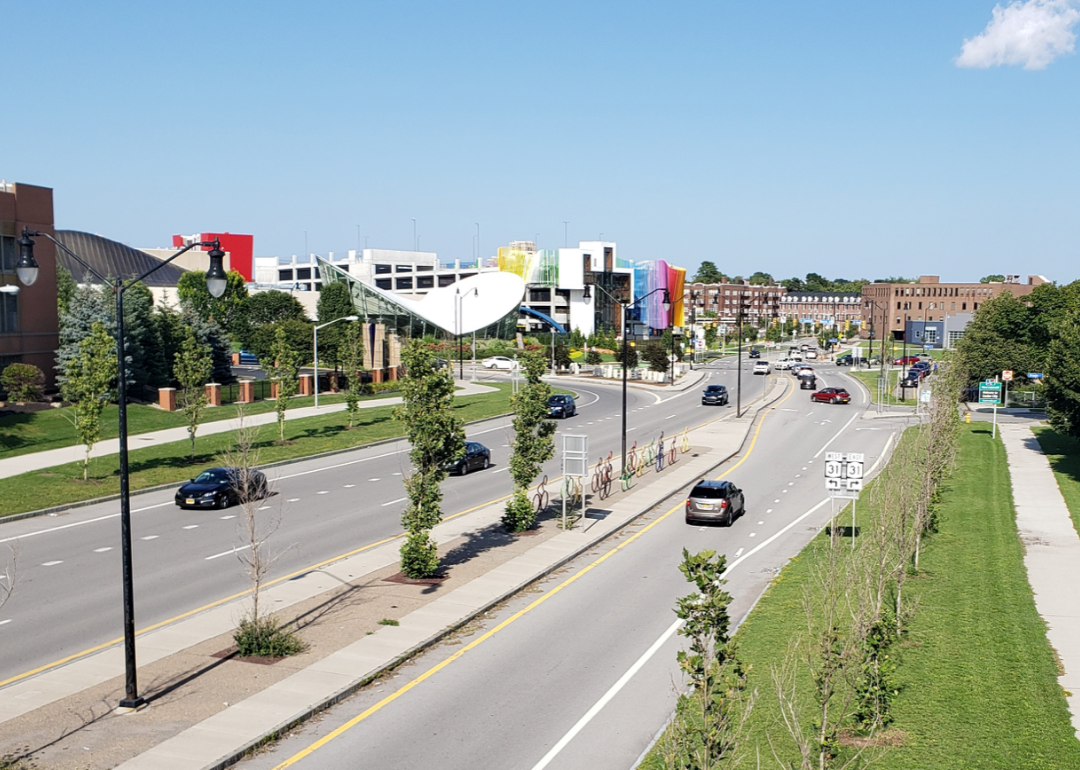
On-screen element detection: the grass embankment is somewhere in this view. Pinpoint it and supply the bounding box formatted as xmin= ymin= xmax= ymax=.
xmin=0 ymin=391 xmax=394 ymax=461
xmin=645 ymin=423 xmax=1080 ymax=769
xmin=0 ymin=384 xmax=515 ymax=518
xmin=846 ymin=368 xmax=921 ymax=406
xmin=1034 ymin=427 xmax=1080 ymax=538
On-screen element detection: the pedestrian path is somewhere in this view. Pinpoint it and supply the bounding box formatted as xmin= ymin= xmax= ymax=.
xmin=0 ymin=382 xmax=497 ymax=481
xmin=999 ymin=423 xmax=1080 ymax=738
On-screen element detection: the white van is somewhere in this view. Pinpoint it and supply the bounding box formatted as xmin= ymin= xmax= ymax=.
xmin=806 ymin=350 xmax=818 ymax=360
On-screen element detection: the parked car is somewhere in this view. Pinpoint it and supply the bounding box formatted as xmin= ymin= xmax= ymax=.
xmin=237 ymin=350 xmax=259 ymax=365
xmin=701 ymin=384 xmax=730 ymax=406
xmin=548 ymin=394 xmax=577 ymax=418
xmin=810 ymin=387 xmax=851 ymax=404
xmin=685 ymin=479 xmax=745 ymax=526
xmin=446 ymin=441 xmax=491 ymax=475
xmin=753 ymin=361 xmax=770 ymax=375
xmin=910 ymin=360 xmax=931 ymax=372
xmin=175 ymin=467 xmax=268 ymax=510
xmin=482 ymin=356 xmax=518 ymax=370
xmin=893 ymin=356 xmax=922 ymax=366
xmin=748 ymin=349 xmax=761 ymax=359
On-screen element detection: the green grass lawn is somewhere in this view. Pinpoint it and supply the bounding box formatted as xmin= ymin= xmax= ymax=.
xmin=0 ymin=391 xmax=403 ymax=461
xmin=1034 ymin=427 xmax=1080 ymax=538
xmin=644 ymin=423 xmax=1080 ymax=769
xmin=0 ymin=384 xmax=516 ymax=518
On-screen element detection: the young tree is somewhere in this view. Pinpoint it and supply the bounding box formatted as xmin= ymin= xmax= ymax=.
xmin=56 ymin=264 xmax=77 ymax=315
xmin=56 ymin=283 xmax=113 ymax=394
xmin=61 ymin=321 xmax=117 ymax=481
xmin=1046 ymin=312 xmax=1080 ymax=438
xmin=393 ymin=341 xmax=464 ymax=578
xmin=342 ymin=322 xmax=365 ymax=428
xmin=174 ymin=328 xmax=213 ymax=459
xmin=502 ymin=351 xmax=556 ymax=532
xmin=585 ymin=348 xmax=603 ymax=365
xmin=267 ymin=326 xmax=301 ymax=442
xmin=316 ymin=281 xmax=356 ymax=371
xmin=624 ymin=342 xmax=640 ymax=369
xmin=644 ymin=341 xmax=670 ymax=372
xmin=1 ymin=363 xmax=45 ymax=402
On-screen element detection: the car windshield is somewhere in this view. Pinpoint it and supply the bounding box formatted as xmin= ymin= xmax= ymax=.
xmin=690 ymin=485 xmax=727 ymax=499
xmin=549 ymin=396 xmax=571 ymax=404
xmin=705 ymin=386 xmax=725 ymax=393
xmin=194 ymin=470 xmax=229 ymax=484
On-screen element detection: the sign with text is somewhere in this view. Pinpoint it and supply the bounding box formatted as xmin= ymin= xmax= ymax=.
xmin=824 ymin=452 xmax=864 ymax=499
xmin=1002 ymin=370 xmax=1014 ymax=382
xmin=562 ymin=435 xmax=589 ymax=478
xmin=979 ymin=381 xmax=1002 ymax=405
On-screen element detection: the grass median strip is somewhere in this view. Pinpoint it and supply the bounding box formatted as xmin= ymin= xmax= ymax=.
xmin=645 ymin=422 xmax=1080 ymax=769
xmin=0 ymin=384 xmax=513 ymax=519
xmin=1033 ymin=426 xmax=1080 ymax=538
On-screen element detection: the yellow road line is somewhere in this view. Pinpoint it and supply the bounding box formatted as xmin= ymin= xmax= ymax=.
xmin=269 ymin=381 xmax=791 ymax=769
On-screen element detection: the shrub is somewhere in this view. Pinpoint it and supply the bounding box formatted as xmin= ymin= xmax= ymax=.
xmin=1 ymin=363 xmax=45 ymax=402
xmin=234 ymin=615 xmax=304 ymax=658
xmin=586 ymin=349 xmax=603 ymax=365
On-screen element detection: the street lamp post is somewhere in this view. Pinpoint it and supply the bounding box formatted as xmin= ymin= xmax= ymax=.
xmin=456 ymin=286 xmax=479 ymax=379
xmin=16 ymin=228 xmax=226 ymax=709
xmin=584 ymin=283 xmax=670 ymax=474
xmin=314 ymin=315 xmax=359 ymax=408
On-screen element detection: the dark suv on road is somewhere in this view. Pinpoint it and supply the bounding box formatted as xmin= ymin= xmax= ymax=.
xmin=547 ymin=394 xmax=577 ymax=418
xmin=701 ymin=384 xmax=729 ymax=406
xmin=685 ymin=480 xmax=745 ymax=525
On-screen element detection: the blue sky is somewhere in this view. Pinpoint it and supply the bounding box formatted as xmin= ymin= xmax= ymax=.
xmin=4 ymin=0 xmax=1078 ymax=283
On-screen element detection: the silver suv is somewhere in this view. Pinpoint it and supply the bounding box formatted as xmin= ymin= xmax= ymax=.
xmin=685 ymin=480 xmax=745 ymax=526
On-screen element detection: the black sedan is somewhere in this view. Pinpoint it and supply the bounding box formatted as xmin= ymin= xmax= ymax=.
xmin=701 ymin=384 xmax=729 ymax=406
xmin=175 ymin=467 xmax=268 ymax=510
xmin=446 ymin=441 xmax=491 ymax=475
xmin=548 ymin=394 xmax=577 ymax=418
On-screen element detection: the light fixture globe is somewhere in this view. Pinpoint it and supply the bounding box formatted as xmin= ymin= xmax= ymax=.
xmin=15 ymin=230 xmax=39 ymax=287
xmin=205 ymin=242 xmax=228 ymax=298
xmin=662 ymin=290 xmax=671 ymax=312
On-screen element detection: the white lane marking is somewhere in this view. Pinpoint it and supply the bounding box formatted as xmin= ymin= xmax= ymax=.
xmin=183 ymin=525 xmax=199 ymax=530
xmin=528 ymin=618 xmax=682 ymax=770
xmin=141 ymin=535 xmax=159 ymax=541
xmin=750 ymin=532 xmax=757 ymax=537
xmin=94 ymin=547 xmax=112 ymax=553
xmin=587 ymin=422 xmax=594 ymax=425
xmin=287 ymin=498 xmax=300 ymax=503
xmin=0 ymin=619 xmax=10 ymax=626
xmin=495 ymin=467 xmax=510 ymax=473
xmin=758 ymin=521 xmax=764 ymax=525
xmin=41 ymin=560 xmax=63 ymax=566
xmin=317 ymin=491 xmax=329 ymax=495
xmin=774 ymin=499 xmax=780 ymax=503
xmin=734 ymin=547 xmax=744 ymax=558
xmin=766 ymin=509 xmax=773 ymax=513
xmin=381 ymin=497 xmax=408 ymax=507
xmin=812 ymin=412 xmax=859 ymax=458
xmin=0 ymin=501 xmax=173 ymax=545
xmin=220 ymin=515 xmax=236 ymax=520
xmin=788 ymin=482 xmax=794 ymax=486
xmin=666 ymin=414 xmax=676 ymax=419
xmin=795 ymin=474 xmax=801 ymax=478
xmin=344 ymin=484 xmax=355 ymax=488
xmin=782 ymin=490 xmax=788 ymax=494
xmin=205 ymin=544 xmax=252 ymax=561
xmin=392 ymin=473 xmax=402 ymax=476
xmin=258 ymin=506 xmax=271 ymax=511
xmin=368 ymin=478 xmax=380 ymax=482
xmin=802 ymin=467 xmax=808 ymax=470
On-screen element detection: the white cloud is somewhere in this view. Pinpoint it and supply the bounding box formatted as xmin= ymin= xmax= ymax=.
xmin=957 ymin=0 xmax=1080 ymax=70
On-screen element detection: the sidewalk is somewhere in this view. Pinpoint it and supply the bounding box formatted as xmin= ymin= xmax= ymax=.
xmin=0 ymin=382 xmax=497 ymax=481
xmin=0 ymin=378 xmax=790 ymax=770
xmin=999 ymin=423 xmax=1080 ymax=738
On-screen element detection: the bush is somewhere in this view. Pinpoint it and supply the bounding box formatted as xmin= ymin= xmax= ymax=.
xmin=1 ymin=363 xmax=45 ymax=402
xmin=234 ymin=615 xmax=305 ymax=658
xmin=502 ymin=489 xmax=535 ymax=532
xmin=586 ymin=349 xmax=603 ymax=365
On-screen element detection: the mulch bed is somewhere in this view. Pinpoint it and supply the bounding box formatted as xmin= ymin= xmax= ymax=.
xmin=211 ymin=647 xmax=284 ymax=666
xmin=382 ymin=572 xmax=448 ymax=585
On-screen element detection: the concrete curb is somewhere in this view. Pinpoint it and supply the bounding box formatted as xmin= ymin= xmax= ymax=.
xmin=181 ymin=377 xmax=792 ymax=770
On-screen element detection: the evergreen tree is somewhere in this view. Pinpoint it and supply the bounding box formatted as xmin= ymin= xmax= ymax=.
xmin=644 ymin=341 xmax=670 ymax=372
xmin=624 ymin=342 xmax=640 ymax=368
xmin=117 ymin=281 xmax=168 ymax=396
xmin=1046 ymin=312 xmax=1080 ymax=439
xmin=502 ymin=352 xmax=556 ymax=532
xmin=692 ymin=261 xmax=724 ymax=284
xmin=56 ymin=284 xmax=114 ymax=394
xmin=188 ymin=312 xmax=237 ymax=385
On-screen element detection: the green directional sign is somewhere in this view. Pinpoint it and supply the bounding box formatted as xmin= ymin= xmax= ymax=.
xmin=979 ymin=381 xmax=1002 ymax=405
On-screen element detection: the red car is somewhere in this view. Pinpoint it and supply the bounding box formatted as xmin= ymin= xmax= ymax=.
xmin=893 ymin=356 xmax=922 ymax=366
xmin=811 ymin=387 xmax=851 ymax=404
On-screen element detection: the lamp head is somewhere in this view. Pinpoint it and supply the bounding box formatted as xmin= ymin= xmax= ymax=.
xmin=662 ymin=290 xmax=671 ymax=312
xmin=582 ymin=284 xmax=591 ymax=300
xmin=345 ymin=315 xmax=359 ymax=321
xmin=16 ymin=228 xmax=39 ymax=287
xmin=205 ymin=240 xmax=228 ymax=298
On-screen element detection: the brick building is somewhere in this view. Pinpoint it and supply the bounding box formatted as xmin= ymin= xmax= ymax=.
xmin=0 ymin=181 xmax=58 ymax=389
xmin=778 ymin=291 xmax=862 ymax=330
xmin=684 ymin=281 xmax=783 ymax=325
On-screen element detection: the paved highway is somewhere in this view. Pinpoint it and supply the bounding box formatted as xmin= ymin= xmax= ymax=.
xmin=238 ymin=363 xmax=898 ymax=770
xmin=0 ymin=359 xmax=766 ymax=683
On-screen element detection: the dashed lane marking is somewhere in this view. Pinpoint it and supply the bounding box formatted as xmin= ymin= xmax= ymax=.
xmin=183 ymin=525 xmax=199 ymax=530
xmin=381 ymin=498 xmax=408 ymax=507
xmin=41 ymin=561 xmax=63 ymax=566
xmin=141 ymin=535 xmax=159 ymax=541
xmin=205 ymin=544 xmax=252 ymax=561
xmin=94 ymin=547 xmax=112 ymax=553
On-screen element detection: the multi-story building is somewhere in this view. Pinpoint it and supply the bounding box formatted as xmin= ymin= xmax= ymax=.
xmin=683 ymin=282 xmax=783 ymax=325
xmin=778 ymin=291 xmax=862 ymax=329
xmin=0 ymin=181 xmax=59 ymax=389
xmin=861 ymin=274 xmax=1048 ymax=347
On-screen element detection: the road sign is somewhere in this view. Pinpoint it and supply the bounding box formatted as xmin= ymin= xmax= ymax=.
xmin=824 ymin=452 xmax=865 ymax=499
xmin=694 ymin=339 xmax=705 ymax=350
xmin=923 ymin=344 xmax=934 ymax=350
xmin=1002 ymin=370 xmax=1014 ymax=381
xmin=563 ymin=435 xmax=589 ymax=478
xmin=979 ymin=382 xmax=1002 ymax=405
xmin=920 ymin=389 xmax=931 ymax=403
xmin=1028 ymin=373 xmax=1044 ymax=380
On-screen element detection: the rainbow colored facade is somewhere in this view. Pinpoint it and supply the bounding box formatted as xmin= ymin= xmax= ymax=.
xmin=632 ymin=261 xmax=686 ymax=331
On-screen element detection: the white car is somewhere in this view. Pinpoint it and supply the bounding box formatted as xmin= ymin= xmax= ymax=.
xmin=482 ymin=356 xmax=519 ymax=370
xmin=753 ymin=361 xmax=770 ymax=375
xmin=773 ymin=359 xmax=795 ymax=370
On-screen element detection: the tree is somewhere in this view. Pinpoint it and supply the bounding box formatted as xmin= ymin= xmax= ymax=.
xmin=177 ymin=269 xmax=249 ymax=337
xmin=693 ymin=261 xmax=724 ymax=284
xmin=703 ymin=324 xmax=718 ymax=348
xmin=1046 ymin=312 xmax=1080 ymax=438
xmin=804 ymin=272 xmax=830 ymax=292
xmin=393 ymin=341 xmax=465 ymax=578
xmin=1 ymin=363 xmax=45 ymax=402
xmin=316 ymin=282 xmax=356 ymax=372
xmin=747 ymin=271 xmax=773 ymax=286
xmin=955 ymin=292 xmax=1039 ymax=383
xmin=644 ymin=341 xmax=670 ymax=372
xmin=342 ymin=322 xmax=365 ymax=428
xmin=503 ymin=352 xmax=556 ymax=532
xmin=780 ymin=277 xmax=805 ymax=292
xmin=248 ymin=318 xmax=315 ymax=366
xmin=56 ymin=283 xmax=113 ymax=395
xmin=117 ymin=280 xmax=168 ymax=397
xmin=624 ymin=342 xmax=640 ymax=369
xmin=980 ymin=274 xmax=1006 ymax=284
xmin=56 ymin=264 xmax=77 ymax=315
xmin=569 ymin=327 xmax=586 ymax=349
xmin=245 ymin=290 xmax=307 ymax=327
xmin=267 ymin=326 xmax=301 ymax=442
xmin=585 ymin=348 xmax=603 ymax=365
xmin=61 ymin=321 xmax=117 ymax=481
xmin=546 ymin=337 xmax=572 ymax=370
xmin=174 ymin=328 xmax=213 ymax=459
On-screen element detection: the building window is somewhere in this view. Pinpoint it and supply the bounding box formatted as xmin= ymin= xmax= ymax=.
xmin=962 ymin=302 xmax=967 ymax=310
xmin=374 ymin=264 xmax=391 ymax=274
xmin=395 ymin=264 xmax=412 ymax=273
xmin=924 ymin=328 xmax=938 ymax=344
xmin=948 ymin=330 xmax=964 ymax=346
xmin=0 ymin=293 xmax=18 ymax=333
xmin=417 ymin=276 xmax=434 ymax=289
xmin=296 ymin=268 xmax=311 ymax=280
xmin=278 ymin=269 xmax=293 ymax=281
xmin=438 ymin=275 xmax=456 ymax=288
xmin=375 ymin=278 xmax=392 ymax=290
xmin=396 ymin=277 xmax=413 ymax=290
xmin=0 ymin=232 xmax=15 ymax=273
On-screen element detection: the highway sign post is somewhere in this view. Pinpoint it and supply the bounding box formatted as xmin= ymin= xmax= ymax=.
xmin=825 ymin=452 xmax=864 ymax=548
xmin=562 ymin=434 xmax=588 ymax=530
xmin=979 ymin=381 xmax=1002 ymax=438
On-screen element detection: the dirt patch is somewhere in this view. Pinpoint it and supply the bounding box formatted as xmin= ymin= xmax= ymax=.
xmin=382 ymin=572 xmax=448 ymax=585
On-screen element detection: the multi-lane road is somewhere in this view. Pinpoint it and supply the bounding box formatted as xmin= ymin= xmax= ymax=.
xmin=226 ymin=359 xmax=897 ymax=770
xmin=0 ymin=357 xmax=768 ymax=684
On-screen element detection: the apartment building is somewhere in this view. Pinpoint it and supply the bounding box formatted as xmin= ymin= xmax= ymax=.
xmin=684 ymin=281 xmax=783 ymax=325
xmin=778 ymin=291 xmax=862 ymax=328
